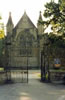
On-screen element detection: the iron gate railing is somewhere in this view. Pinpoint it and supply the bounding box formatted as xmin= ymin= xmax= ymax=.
xmin=41 ymin=50 xmax=65 ymax=83
xmin=5 ymin=67 xmax=28 ymax=83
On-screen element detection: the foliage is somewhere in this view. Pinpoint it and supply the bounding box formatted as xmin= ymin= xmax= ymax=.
xmin=0 ymin=16 xmax=5 ymax=66
xmin=0 ymin=29 xmax=5 ymax=39
xmin=48 ymin=33 xmax=65 ymax=48
xmin=41 ymin=0 xmax=65 ymax=35
xmin=39 ymin=0 xmax=65 ymax=49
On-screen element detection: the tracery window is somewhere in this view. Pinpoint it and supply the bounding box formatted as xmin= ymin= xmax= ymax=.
xmin=19 ymin=30 xmax=34 ymax=56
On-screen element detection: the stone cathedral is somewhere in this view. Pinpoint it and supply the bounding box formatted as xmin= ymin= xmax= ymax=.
xmin=5 ymin=11 xmax=44 ymax=69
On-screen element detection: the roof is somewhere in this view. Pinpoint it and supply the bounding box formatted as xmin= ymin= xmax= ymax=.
xmin=14 ymin=11 xmax=37 ymax=30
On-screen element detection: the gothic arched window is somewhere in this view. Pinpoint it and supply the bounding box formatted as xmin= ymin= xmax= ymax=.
xmin=19 ymin=30 xmax=34 ymax=56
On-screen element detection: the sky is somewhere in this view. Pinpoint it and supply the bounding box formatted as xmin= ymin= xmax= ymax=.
xmin=0 ymin=0 xmax=58 ymax=27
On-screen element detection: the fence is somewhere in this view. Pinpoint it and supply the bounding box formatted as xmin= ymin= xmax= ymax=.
xmin=41 ymin=47 xmax=65 ymax=83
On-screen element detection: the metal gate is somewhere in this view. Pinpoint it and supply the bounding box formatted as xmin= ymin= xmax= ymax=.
xmin=5 ymin=33 xmax=39 ymax=83
xmin=5 ymin=45 xmax=29 ymax=83
xmin=5 ymin=67 xmax=28 ymax=83
xmin=41 ymin=47 xmax=65 ymax=83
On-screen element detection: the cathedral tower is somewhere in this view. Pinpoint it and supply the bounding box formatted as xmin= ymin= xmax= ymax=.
xmin=6 ymin=12 xmax=14 ymax=35
xmin=37 ymin=11 xmax=43 ymax=35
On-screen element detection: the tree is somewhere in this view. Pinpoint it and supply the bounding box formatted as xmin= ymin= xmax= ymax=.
xmin=39 ymin=0 xmax=65 ymax=49
xmin=0 ymin=17 xmax=5 ymax=39
xmin=0 ymin=16 xmax=5 ymax=66
xmin=41 ymin=0 xmax=65 ymax=36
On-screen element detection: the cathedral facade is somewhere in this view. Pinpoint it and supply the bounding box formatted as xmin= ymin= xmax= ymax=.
xmin=5 ymin=12 xmax=43 ymax=69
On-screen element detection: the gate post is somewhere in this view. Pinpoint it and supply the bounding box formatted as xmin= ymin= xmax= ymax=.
xmin=41 ymin=51 xmax=46 ymax=81
xmin=27 ymin=55 xmax=28 ymax=83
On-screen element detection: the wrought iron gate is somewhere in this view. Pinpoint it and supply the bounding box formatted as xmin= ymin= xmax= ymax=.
xmin=5 ymin=67 xmax=28 ymax=83
xmin=5 ymin=45 xmax=29 ymax=83
xmin=41 ymin=47 xmax=65 ymax=83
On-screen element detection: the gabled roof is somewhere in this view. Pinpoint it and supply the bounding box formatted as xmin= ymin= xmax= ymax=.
xmin=14 ymin=12 xmax=37 ymax=30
